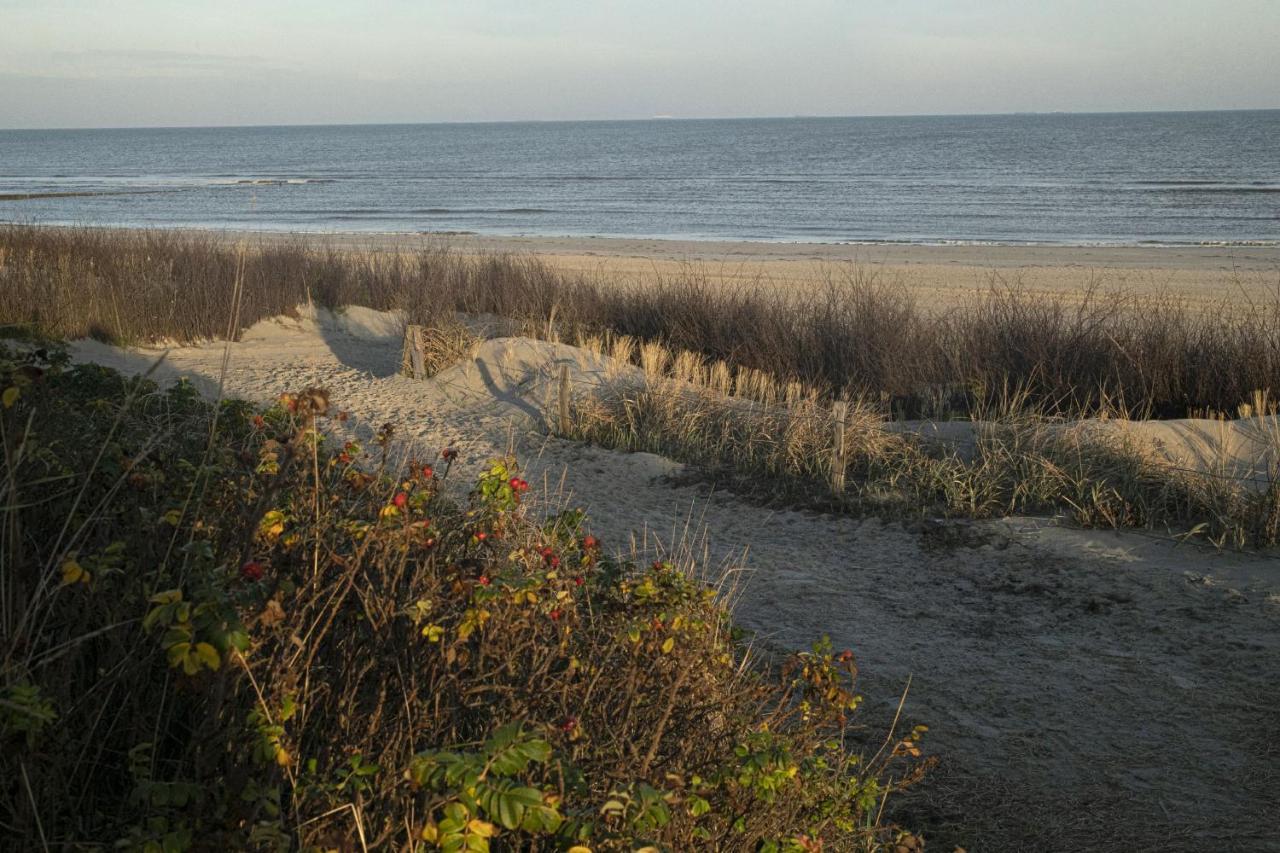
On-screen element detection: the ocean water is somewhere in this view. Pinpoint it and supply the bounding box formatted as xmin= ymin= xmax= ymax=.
xmin=1 ymin=112 xmax=1277 ymax=245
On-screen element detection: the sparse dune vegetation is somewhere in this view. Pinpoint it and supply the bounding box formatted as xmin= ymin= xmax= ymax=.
xmin=3 ymin=224 xmax=1279 ymax=420
xmin=4 ymin=225 xmax=1280 ymax=549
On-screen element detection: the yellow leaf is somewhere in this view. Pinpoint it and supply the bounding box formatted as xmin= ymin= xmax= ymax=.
xmin=568 ymin=847 xmax=593 ymax=853
xmin=420 ymin=822 xmax=439 ymax=843
xmin=194 ymin=642 xmax=221 ymax=671
xmin=467 ymin=819 xmax=496 ymax=838
xmin=422 ymin=624 xmax=444 ymax=642
xmin=661 ymin=637 xmax=675 ymax=655
xmin=60 ymin=559 xmax=85 ymax=586
xmin=166 ymin=642 xmax=191 ymax=669
xmin=259 ymin=510 xmax=286 ymax=539
xmin=1 ymin=386 xmax=18 ymax=409
xmin=275 ymin=746 xmax=291 ymax=767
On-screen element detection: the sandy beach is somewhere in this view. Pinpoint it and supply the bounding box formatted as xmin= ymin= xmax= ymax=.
xmin=156 ymin=228 xmax=1280 ymax=311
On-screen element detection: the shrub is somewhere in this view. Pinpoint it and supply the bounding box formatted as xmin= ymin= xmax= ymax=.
xmin=0 ymin=344 xmax=924 ymax=851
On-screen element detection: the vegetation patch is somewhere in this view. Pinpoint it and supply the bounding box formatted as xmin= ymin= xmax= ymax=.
xmin=0 ymin=342 xmax=925 ymax=851
xmin=563 ymin=343 xmax=1280 ymax=549
xmin=2 ymin=225 xmax=1278 ymax=418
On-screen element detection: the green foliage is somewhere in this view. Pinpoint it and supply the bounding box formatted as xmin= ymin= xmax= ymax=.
xmin=0 ymin=350 xmax=923 ymax=851
xmin=0 ymin=681 xmax=57 ymax=747
xmin=410 ymin=724 xmax=564 ymax=850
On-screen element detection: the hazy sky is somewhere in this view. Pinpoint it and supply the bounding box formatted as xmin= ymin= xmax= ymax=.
xmin=2 ymin=0 xmax=1277 ymax=128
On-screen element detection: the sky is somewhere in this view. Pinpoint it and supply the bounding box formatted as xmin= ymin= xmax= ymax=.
xmin=1 ymin=0 xmax=1278 ymax=128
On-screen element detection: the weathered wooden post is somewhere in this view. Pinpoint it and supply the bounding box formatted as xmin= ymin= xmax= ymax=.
xmin=830 ymin=400 xmax=848 ymax=495
xmin=557 ymin=363 xmax=571 ymax=435
xmin=401 ymin=325 xmax=425 ymax=379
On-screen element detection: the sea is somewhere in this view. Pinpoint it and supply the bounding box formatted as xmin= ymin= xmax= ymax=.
xmin=1 ymin=111 xmax=1277 ymax=246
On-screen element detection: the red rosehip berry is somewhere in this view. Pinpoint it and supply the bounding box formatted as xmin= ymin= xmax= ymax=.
xmin=474 ymin=531 xmax=488 ymax=542
xmin=393 ymin=492 xmax=408 ymax=508
xmin=441 ymin=447 xmax=458 ymax=461
xmin=240 ymin=560 xmax=265 ymax=582
xmin=582 ymin=535 xmax=600 ymax=550
xmin=573 ymin=576 xmax=584 ymax=586
xmin=549 ymin=608 xmax=562 ymax=621
xmin=421 ymin=465 xmax=434 ymax=479
xmin=560 ymin=715 xmax=577 ymax=731
xmin=478 ymin=575 xmax=491 ymax=586
xmin=252 ymin=415 xmax=266 ymax=430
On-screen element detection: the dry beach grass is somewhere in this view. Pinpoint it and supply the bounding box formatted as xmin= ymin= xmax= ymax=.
xmin=3 ymin=224 xmax=1280 ymax=419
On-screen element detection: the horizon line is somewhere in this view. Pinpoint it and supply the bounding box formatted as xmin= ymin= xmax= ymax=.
xmin=2 ymin=106 xmax=1279 ymax=133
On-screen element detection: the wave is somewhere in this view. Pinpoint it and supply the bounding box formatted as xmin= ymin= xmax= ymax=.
xmin=412 ymin=207 xmax=556 ymax=215
xmin=1133 ymin=179 xmax=1274 ymax=186
xmin=1136 ymin=181 xmax=1280 ymax=194
xmin=217 ymin=177 xmax=337 ymax=186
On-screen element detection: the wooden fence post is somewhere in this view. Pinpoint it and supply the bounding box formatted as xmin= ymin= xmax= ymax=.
xmin=557 ymin=364 xmax=571 ymax=435
xmin=830 ymin=400 xmax=848 ymax=495
xmin=401 ymin=325 xmax=425 ymax=379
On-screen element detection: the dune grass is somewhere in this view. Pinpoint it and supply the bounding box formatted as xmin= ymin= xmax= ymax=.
xmin=4 ymin=224 xmax=1279 ymax=548
xmin=564 ymin=336 xmax=1280 ymax=549
xmin=2 ymin=224 xmax=1278 ymax=420
xmin=0 ymin=341 xmax=928 ymax=851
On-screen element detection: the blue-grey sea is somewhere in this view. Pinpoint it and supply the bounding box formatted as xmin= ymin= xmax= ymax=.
xmin=1 ymin=111 xmax=1277 ymax=245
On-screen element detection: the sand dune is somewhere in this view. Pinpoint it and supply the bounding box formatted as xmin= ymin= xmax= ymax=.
xmin=69 ymin=306 xmax=1280 ymax=849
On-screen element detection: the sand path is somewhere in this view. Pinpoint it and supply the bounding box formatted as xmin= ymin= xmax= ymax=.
xmin=70 ymin=308 xmax=1280 ymax=851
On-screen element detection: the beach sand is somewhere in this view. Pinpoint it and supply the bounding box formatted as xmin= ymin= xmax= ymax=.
xmin=69 ymin=306 xmax=1280 ymax=851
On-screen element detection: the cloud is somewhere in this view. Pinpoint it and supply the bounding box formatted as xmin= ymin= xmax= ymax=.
xmin=35 ymin=49 xmax=291 ymax=79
